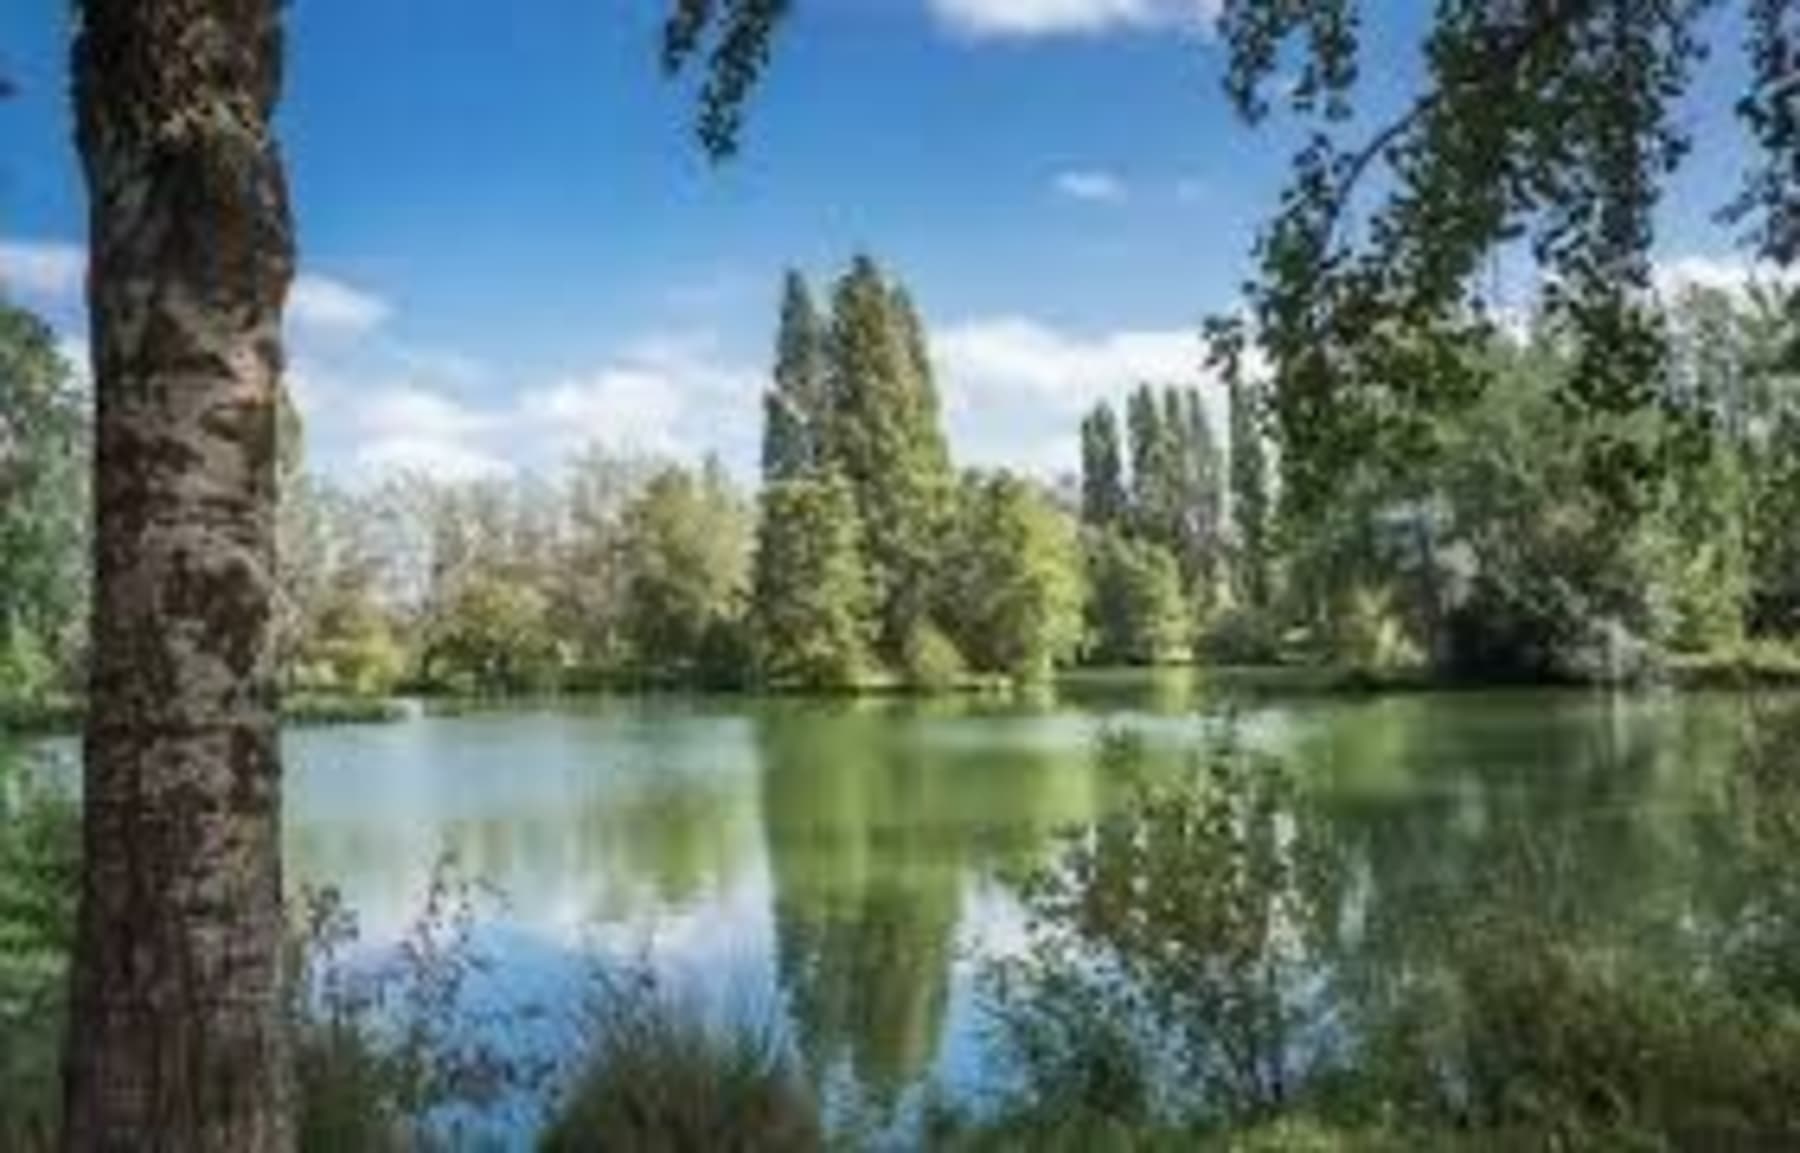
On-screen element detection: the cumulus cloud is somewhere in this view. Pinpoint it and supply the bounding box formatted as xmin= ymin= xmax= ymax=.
xmin=290 ymin=273 xmax=392 ymax=337
xmin=328 ymin=332 xmax=761 ymax=483
xmin=0 ymin=239 xmax=85 ymax=300
xmin=932 ymin=315 xmax=1220 ymax=474
xmin=1053 ymin=169 xmax=1129 ymax=204
xmin=928 ymin=0 xmax=1218 ymax=38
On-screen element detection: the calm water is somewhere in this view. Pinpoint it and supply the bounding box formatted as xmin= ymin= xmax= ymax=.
xmin=8 ymin=675 xmax=1776 ymax=1138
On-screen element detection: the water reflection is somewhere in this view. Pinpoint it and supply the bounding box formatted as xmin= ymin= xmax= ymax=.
xmin=18 ymin=683 xmax=1779 ymax=1134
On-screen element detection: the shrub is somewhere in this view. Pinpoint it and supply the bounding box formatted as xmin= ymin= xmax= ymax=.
xmin=1197 ymin=605 xmax=1283 ymax=666
xmin=902 ymin=621 xmax=968 ymax=691
xmin=0 ymin=753 xmax=76 ymax=1152
xmin=542 ymin=966 xmax=822 ymax=1153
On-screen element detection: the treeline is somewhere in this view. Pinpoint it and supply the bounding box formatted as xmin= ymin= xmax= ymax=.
xmin=10 ymin=274 xmax=1800 ymax=707
xmin=280 ymin=256 xmax=1093 ymax=695
xmin=1214 ymin=283 xmax=1800 ymax=682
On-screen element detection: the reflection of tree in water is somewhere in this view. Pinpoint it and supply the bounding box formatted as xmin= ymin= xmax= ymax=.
xmin=757 ymin=703 xmax=963 ymax=1112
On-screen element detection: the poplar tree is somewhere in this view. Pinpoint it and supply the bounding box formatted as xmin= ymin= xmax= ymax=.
xmin=750 ymin=474 xmax=874 ymax=688
xmin=1080 ymin=404 xmax=1129 ymax=530
xmin=763 ymin=270 xmax=829 ymax=482
xmin=825 ymin=256 xmax=956 ymax=665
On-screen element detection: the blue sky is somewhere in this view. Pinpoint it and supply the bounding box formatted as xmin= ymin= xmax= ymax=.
xmin=0 ymin=0 xmax=1770 ymax=483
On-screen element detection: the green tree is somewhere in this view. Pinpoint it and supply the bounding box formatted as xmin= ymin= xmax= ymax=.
xmin=1085 ymin=530 xmax=1194 ymax=666
xmin=824 ymin=256 xmax=957 ymax=668
xmin=421 ymin=572 xmax=556 ymax=694
xmin=1220 ymin=331 xmax=1274 ymax=611
xmin=943 ymin=472 xmax=1087 ymax=681
xmin=1079 ymin=403 xmax=1129 ymax=530
xmin=750 ymin=474 xmax=875 ymax=689
xmin=0 ymin=304 xmax=88 ymax=707
xmin=551 ymin=447 xmax=655 ymax=680
xmin=1126 ymin=384 xmax=1172 ymax=544
xmin=618 ymin=459 xmax=754 ymax=686
xmin=1215 ymin=2 xmax=1800 ymax=512
xmin=764 ymin=270 xmax=830 ymax=482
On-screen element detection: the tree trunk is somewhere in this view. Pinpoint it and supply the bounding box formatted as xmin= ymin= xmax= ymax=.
xmin=64 ymin=2 xmax=295 ymax=1149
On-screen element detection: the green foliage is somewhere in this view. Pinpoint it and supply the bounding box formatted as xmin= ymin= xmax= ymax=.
xmin=899 ymin=620 xmax=969 ymax=692
xmin=985 ymin=726 xmax=1320 ymax=1127
xmin=1212 ymin=0 xmax=1792 ymax=515
xmin=1219 ymin=332 xmax=1273 ymax=612
xmin=619 ymin=460 xmax=753 ymax=685
xmin=750 ymin=474 xmax=875 ymax=689
xmin=823 ymin=256 xmax=958 ymax=663
xmin=0 ymin=304 xmax=88 ymax=707
xmin=1085 ymin=530 xmax=1193 ymax=666
xmin=1198 ymin=604 xmax=1284 ymax=666
xmin=423 ymin=573 xmax=558 ymax=694
xmin=660 ymin=0 xmax=791 ymax=161
xmin=0 ymin=752 xmax=76 ymax=1150
xmin=1079 ymin=403 xmax=1129 ymax=530
xmin=763 ymin=270 xmax=830 ymax=483
xmin=542 ymin=966 xmax=822 ymax=1153
xmin=941 ymin=471 xmax=1086 ymax=681
xmin=971 ymin=710 xmax=1800 ymax=1149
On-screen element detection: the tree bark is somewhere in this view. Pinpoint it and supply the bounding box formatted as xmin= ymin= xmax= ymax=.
xmin=65 ymin=2 xmax=295 ymax=1149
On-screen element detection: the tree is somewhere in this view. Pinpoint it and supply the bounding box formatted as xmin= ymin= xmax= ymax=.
xmin=942 ymin=472 xmax=1087 ymax=681
xmin=1178 ymin=388 xmax=1227 ymax=609
xmin=1126 ymin=384 xmax=1172 ymax=543
xmin=750 ymin=474 xmax=875 ymax=689
xmin=0 ymin=304 xmax=88 ymax=706
xmin=551 ymin=447 xmax=655 ymax=680
xmin=421 ymin=572 xmax=556 ymax=694
xmin=1220 ymin=331 xmax=1274 ymax=611
xmin=65 ymin=3 xmax=299 ymax=1144
xmin=64 ymin=1 xmax=791 ymax=1142
xmin=764 ymin=270 xmax=830 ymax=482
xmin=1214 ymin=0 xmax=1800 ymax=511
xmin=823 ymin=256 xmax=957 ymax=667
xmin=1085 ymin=530 xmax=1193 ymax=666
xmin=618 ymin=459 xmax=753 ymax=685
xmin=1079 ymin=403 xmax=1128 ymax=530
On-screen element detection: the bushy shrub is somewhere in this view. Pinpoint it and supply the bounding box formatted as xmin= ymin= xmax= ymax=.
xmin=902 ymin=621 xmax=968 ymax=691
xmin=1198 ymin=605 xmax=1283 ymax=666
xmin=0 ymin=753 xmax=76 ymax=1151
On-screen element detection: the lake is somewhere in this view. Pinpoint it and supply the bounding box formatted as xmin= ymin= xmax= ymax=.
xmin=7 ymin=675 xmax=1784 ymax=1142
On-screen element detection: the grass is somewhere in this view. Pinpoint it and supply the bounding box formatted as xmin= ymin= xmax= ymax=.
xmin=541 ymin=969 xmax=822 ymax=1153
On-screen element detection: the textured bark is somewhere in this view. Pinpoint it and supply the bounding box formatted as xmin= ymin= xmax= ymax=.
xmin=64 ymin=2 xmax=295 ymax=1149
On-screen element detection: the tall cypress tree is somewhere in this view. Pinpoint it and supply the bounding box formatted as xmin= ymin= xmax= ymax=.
xmin=826 ymin=256 xmax=956 ymax=665
xmin=1080 ymin=403 xmax=1128 ymax=529
xmin=1229 ymin=372 xmax=1272 ymax=609
xmin=763 ymin=270 xmax=829 ymax=482
xmin=1183 ymin=388 xmax=1226 ymax=605
xmin=1126 ymin=384 xmax=1170 ymax=542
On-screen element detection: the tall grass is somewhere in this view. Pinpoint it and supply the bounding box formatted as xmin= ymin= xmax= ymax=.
xmin=541 ymin=965 xmax=822 ymax=1153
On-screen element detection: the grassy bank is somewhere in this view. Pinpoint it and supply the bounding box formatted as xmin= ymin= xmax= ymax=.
xmin=0 ymin=693 xmax=411 ymax=736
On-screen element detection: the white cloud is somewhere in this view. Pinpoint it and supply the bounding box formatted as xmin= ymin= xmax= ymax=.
xmin=0 ymin=239 xmax=85 ymax=301
xmin=326 ymin=331 xmax=761 ymax=483
xmin=1653 ymin=255 xmax=1799 ymax=300
xmin=929 ymin=0 xmax=1218 ymax=39
xmin=932 ymin=315 xmax=1220 ymax=474
xmin=290 ymin=273 xmax=391 ymax=337
xmin=1053 ymin=169 xmax=1129 ymax=204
